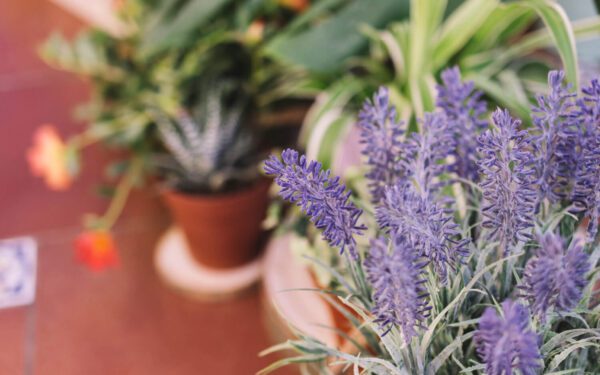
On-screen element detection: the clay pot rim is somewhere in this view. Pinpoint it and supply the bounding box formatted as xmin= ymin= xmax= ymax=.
xmin=160 ymin=178 xmax=272 ymax=204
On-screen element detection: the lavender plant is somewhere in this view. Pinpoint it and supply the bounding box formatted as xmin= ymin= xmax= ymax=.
xmin=262 ymin=69 xmax=600 ymax=375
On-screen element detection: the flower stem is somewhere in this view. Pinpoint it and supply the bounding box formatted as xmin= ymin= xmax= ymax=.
xmin=98 ymin=157 xmax=142 ymax=230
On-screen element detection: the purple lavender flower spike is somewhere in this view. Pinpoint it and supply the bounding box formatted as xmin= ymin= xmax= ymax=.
xmin=376 ymin=182 xmax=469 ymax=283
xmin=572 ymin=79 xmax=600 ymax=238
xmin=476 ymin=300 xmax=541 ymax=375
xmin=436 ymin=67 xmax=488 ymax=182
xmin=264 ymin=149 xmax=366 ymax=259
xmin=531 ymin=70 xmax=579 ymax=203
xmin=364 ymin=234 xmax=430 ymax=342
xmin=358 ymin=87 xmax=406 ymax=204
xmin=403 ymin=112 xmax=455 ymax=198
xmin=478 ymin=109 xmax=537 ymax=254
xmin=521 ymin=231 xmax=590 ymax=319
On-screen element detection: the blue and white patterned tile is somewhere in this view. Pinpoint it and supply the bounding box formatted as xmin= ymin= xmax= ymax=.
xmin=0 ymin=237 xmax=37 ymax=309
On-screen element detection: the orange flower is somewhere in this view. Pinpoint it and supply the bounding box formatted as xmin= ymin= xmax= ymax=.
xmin=74 ymin=231 xmax=119 ymax=271
xmin=279 ymin=0 xmax=310 ymax=12
xmin=245 ymin=20 xmax=265 ymax=44
xmin=27 ymin=125 xmax=73 ymax=191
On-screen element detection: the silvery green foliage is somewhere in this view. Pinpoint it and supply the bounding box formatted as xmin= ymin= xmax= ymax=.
xmin=262 ymin=71 xmax=600 ymax=375
xmin=153 ymin=81 xmax=257 ymax=192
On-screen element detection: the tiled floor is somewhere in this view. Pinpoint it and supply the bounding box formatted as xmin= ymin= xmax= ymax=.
xmin=0 ymin=1 xmax=289 ymax=373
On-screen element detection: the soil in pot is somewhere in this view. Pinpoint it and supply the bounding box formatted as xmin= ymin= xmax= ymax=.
xmin=162 ymin=179 xmax=271 ymax=269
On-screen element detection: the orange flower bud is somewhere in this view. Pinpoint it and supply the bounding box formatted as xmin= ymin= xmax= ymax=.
xmin=279 ymin=0 xmax=310 ymax=12
xmin=27 ymin=125 xmax=73 ymax=191
xmin=245 ymin=20 xmax=265 ymax=44
xmin=74 ymin=230 xmax=119 ymax=271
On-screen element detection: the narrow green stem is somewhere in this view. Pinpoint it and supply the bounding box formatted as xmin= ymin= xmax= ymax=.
xmin=97 ymin=158 xmax=142 ymax=230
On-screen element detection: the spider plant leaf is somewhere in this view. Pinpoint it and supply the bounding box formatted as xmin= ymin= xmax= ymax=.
xmin=461 ymin=4 xmax=536 ymax=56
xmin=408 ymin=0 xmax=446 ymax=77
xmin=513 ymin=0 xmax=579 ymax=89
xmin=432 ymin=0 xmax=498 ymax=70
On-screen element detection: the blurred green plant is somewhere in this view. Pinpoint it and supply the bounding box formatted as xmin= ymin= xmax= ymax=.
xmin=36 ymin=0 xmax=410 ymax=233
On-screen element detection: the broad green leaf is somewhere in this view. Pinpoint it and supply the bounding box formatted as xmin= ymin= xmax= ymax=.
xmin=515 ymin=0 xmax=579 ymax=89
xmin=265 ymin=0 xmax=409 ymax=73
xmin=433 ymin=0 xmax=498 ymax=69
xmin=420 ymin=252 xmax=523 ymax=356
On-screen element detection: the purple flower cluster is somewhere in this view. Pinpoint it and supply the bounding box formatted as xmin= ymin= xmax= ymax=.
xmin=478 ymin=109 xmax=537 ymax=253
xmin=364 ymin=234 xmax=430 ymax=342
xmin=358 ymin=87 xmax=406 ymax=204
xmin=436 ymin=67 xmax=488 ymax=182
xmin=376 ymin=182 xmax=469 ymax=283
xmin=403 ymin=112 xmax=455 ymax=198
xmin=476 ymin=300 xmax=541 ymax=375
xmin=264 ymin=149 xmax=366 ymax=259
xmin=572 ymin=79 xmax=600 ymax=238
xmin=521 ymin=231 xmax=590 ymax=319
xmin=531 ymin=70 xmax=578 ymax=203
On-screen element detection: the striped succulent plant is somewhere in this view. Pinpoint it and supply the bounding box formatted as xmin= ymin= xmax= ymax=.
xmin=153 ymin=81 xmax=259 ymax=193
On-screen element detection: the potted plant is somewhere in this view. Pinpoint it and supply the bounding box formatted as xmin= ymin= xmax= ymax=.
xmin=30 ymin=0 xmax=409 ymax=271
xmin=151 ymin=79 xmax=270 ymax=269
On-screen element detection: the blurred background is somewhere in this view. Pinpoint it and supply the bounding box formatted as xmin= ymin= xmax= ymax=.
xmin=0 ymin=1 xmax=280 ymax=374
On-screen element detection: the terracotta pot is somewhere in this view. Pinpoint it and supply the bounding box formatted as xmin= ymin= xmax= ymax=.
xmin=161 ymin=179 xmax=271 ymax=269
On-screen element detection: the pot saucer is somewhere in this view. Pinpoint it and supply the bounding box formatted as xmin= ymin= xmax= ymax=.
xmin=154 ymin=226 xmax=263 ymax=301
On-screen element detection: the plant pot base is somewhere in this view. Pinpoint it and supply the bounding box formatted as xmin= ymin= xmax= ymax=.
xmin=261 ymin=234 xmax=337 ymax=347
xmin=154 ymin=226 xmax=262 ymax=301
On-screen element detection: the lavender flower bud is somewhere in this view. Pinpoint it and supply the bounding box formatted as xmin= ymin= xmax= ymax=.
xmin=572 ymin=79 xmax=600 ymax=238
xmin=478 ymin=109 xmax=537 ymax=253
xmin=476 ymin=300 xmax=541 ymax=375
xmin=364 ymin=234 xmax=429 ymax=342
xmin=531 ymin=70 xmax=578 ymax=203
xmin=436 ymin=67 xmax=488 ymax=182
xmin=403 ymin=112 xmax=455 ymax=198
xmin=358 ymin=87 xmax=406 ymax=204
xmin=264 ymin=149 xmax=366 ymax=259
xmin=521 ymin=231 xmax=590 ymax=319
xmin=376 ymin=182 xmax=469 ymax=283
